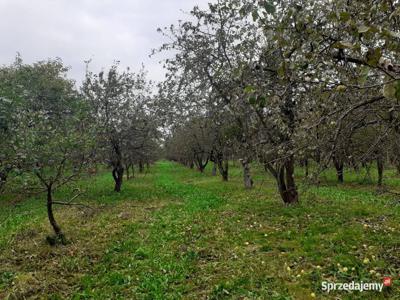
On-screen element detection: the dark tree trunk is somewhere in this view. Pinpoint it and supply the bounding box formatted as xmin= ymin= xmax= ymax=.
xmin=280 ymin=157 xmax=298 ymax=204
xmin=314 ymin=149 xmax=321 ymax=164
xmin=212 ymin=162 xmax=217 ymax=176
xmin=47 ymin=185 xmax=63 ymax=237
xmin=217 ymin=160 xmax=228 ymax=181
xmin=195 ymin=156 xmax=209 ymax=173
xmin=111 ymin=142 xmax=124 ymax=192
xmin=139 ymin=161 xmax=144 ymax=173
xmin=112 ymin=163 xmax=124 ymax=192
xmin=304 ymin=159 xmax=309 ymax=178
xmin=0 ymin=170 xmax=8 ymax=192
xmin=397 ymin=163 xmax=400 ymax=176
xmin=364 ymin=163 xmax=372 ymax=182
xmin=125 ymin=164 xmax=130 ymax=180
xmin=189 ymin=161 xmax=194 ymax=169
xmin=240 ymin=158 xmax=253 ymax=189
xmin=146 ymin=161 xmax=150 ymax=170
xmin=333 ymin=157 xmax=344 ymax=183
xmin=266 ymin=157 xmax=298 ymax=204
xmin=377 ymin=156 xmax=384 ymax=186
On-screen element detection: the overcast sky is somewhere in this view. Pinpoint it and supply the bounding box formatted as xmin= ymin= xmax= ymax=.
xmin=0 ymin=0 xmax=209 ymax=85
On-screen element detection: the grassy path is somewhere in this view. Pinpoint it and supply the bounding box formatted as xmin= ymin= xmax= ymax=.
xmin=1 ymin=161 xmax=400 ymax=299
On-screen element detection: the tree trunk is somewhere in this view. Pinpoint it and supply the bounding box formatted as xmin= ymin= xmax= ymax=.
xmin=0 ymin=170 xmax=7 ymax=192
xmin=280 ymin=157 xmax=298 ymax=204
xmin=195 ymin=156 xmax=208 ymax=173
xmin=139 ymin=161 xmax=144 ymax=173
xmin=212 ymin=162 xmax=217 ymax=176
xmin=240 ymin=158 xmax=253 ymax=189
xmin=266 ymin=157 xmax=299 ymax=205
xmin=377 ymin=156 xmax=384 ymax=186
xmin=216 ymin=156 xmax=228 ymax=181
xmin=221 ymin=160 xmax=229 ymax=181
xmin=111 ymin=142 xmax=124 ymax=192
xmin=314 ymin=149 xmax=321 ymax=164
xmin=47 ymin=185 xmax=63 ymax=237
xmin=112 ymin=163 xmax=124 ymax=192
xmin=364 ymin=163 xmax=372 ymax=182
xmin=333 ymin=157 xmax=344 ymax=183
xmin=189 ymin=161 xmax=194 ymax=169
xmin=131 ymin=165 xmax=135 ymax=179
xmin=304 ymin=159 xmax=309 ymax=178
xmin=125 ymin=164 xmax=130 ymax=180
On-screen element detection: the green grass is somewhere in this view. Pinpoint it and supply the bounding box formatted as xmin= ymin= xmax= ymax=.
xmin=1 ymin=161 xmax=400 ymax=299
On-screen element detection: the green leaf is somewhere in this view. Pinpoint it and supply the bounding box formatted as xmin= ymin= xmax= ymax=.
xmin=244 ymin=86 xmax=255 ymax=94
xmin=358 ymin=25 xmax=370 ymax=33
xmin=336 ymin=85 xmax=347 ymax=92
xmin=340 ymin=12 xmax=351 ymax=22
xmin=366 ymin=48 xmax=382 ymax=67
xmin=258 ymin=96 xmax=267 ymax=107
xmin=249 ymin=97 xmax=257 ymax=105
xmin=252 ymin=10 xmax=259 ymax=21
xmin=263 ymin=1 xmax=276 ymax=14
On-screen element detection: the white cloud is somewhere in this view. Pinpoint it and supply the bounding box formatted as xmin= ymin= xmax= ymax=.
xmin=0 ymin=0 xmax=209 ymax=84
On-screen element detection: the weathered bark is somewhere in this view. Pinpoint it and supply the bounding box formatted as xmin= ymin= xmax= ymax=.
xmin=280 ymin=157 xmax=298 ymax=204
xmin=212 ymin=162 xmax=217 ymax=176
xmin=333 ymin=157 xmax=344 ymax=183
xmin=217 ymin=159 xmax=229 ymax=181
xmin=112 ymin=163 xmax=124 ymax=192
xmin=111 ymin=142 xmax=124 ymax=192
xmin=266 ymin=157 xmax=298 ymax=204
xmin=195 ymin=155 xmax=209 ymax=173
xmin=47 ymin=185 xmax=63 ymax=237
xmin=240 ymin=158 xmax=253 ymax=189
xmin=214 ymin=151 xmax=228 ymax=181
xmin=377 ymin=156 xmax=384 ymax=186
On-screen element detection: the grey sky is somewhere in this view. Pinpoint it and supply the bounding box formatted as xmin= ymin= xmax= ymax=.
xmin=0 ymin=0 xmax=209 ymax=85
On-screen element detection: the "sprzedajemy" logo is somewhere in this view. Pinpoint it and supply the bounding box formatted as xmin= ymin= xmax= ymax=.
xmin=321 ymin=278 xmax=392 ymax=293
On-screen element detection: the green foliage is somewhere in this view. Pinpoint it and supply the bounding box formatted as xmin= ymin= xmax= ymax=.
xmin=0 ymin=57 xmax=94 ymax=193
